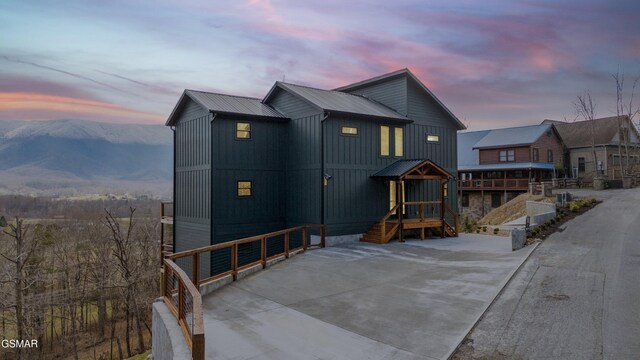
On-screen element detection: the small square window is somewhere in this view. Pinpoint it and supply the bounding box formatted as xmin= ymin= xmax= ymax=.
xmin=341 ymin=126 xmax=358 ymax=135
xmin=236 ymin=122 xmax=251 ymax=139
xmin=499 ymin=150 xmax=515 ymax=162
xmin=427 ymin=134 xmax=440 ymax=143
xmin=237 ymin=181 xmax=252 ymax=197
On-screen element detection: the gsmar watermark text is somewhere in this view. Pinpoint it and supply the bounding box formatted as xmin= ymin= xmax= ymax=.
xmin=2 ymin=339 xmax=38 ymax=348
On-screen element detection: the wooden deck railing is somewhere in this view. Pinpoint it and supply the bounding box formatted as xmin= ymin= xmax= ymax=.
xmin=163 ymin=258 xmax=204 ymax=360
xmin=161 ymin=224 xmax=325 ymax=359
xmin=458 ymin=178 xmax=529 ymax=190
xmin=160 ymin=201 xmax=174 ymax=266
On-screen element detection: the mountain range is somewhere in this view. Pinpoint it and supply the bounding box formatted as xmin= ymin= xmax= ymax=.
xmin=0 ymin=119 xmax=173 ymax=197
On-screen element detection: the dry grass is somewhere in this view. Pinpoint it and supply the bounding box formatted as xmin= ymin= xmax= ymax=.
xmin=479 ymin=193 xmax=555 ymax=225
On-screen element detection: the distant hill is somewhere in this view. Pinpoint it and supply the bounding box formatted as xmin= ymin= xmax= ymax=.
xmin=0 ymin=119 xmax=173 ymax=197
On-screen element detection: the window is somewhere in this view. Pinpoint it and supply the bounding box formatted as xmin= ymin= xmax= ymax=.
xmin=461 ymin=193 xmax=469 ymax=207
xmin=380 ymin=125 xmax=390 ymax=156
xmin=491 ymin=193 xmax=502 ymax=208
xmin=547 ymin=149 xmax=553 ymax=163
xmin=394 ymin=128 xmax=404 ymax=157
xmin=578 ymin=157 xmax=585 ymax=172
xmin=237 ymin=181 xmax=252 ymax=197
xmin=427 ymin=134 xmax=440 ymax=143
xmin=341 ymin=126 xmax=358 ymax=135
xmin=499 ymin=150 xmax=515 ymax=162
xmin=236 ymin=122 xmax=251 ymax=139
xmin=533 ymin=148 xmax=539 ymax=161
xmin=443 ymin=183 xmax=448 ymax=197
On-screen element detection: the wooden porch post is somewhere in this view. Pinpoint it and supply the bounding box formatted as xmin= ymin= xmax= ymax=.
xmin=398 ymin=180 xmax=404 ymax=242
xmin=440 ymin=179 xmax=445 ymax=238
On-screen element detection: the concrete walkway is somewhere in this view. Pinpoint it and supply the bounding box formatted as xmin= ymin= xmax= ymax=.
xmin=200 ymin=234 xmax=535 ymax=360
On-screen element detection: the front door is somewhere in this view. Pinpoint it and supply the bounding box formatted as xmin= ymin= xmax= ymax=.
xmin=389 ymin=181 xmax=405 ymax=214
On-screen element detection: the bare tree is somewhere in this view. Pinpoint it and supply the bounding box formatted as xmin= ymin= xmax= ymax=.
xmin=104 ymin=208 xmax=148 ymax=357
xmin=0 ymin=218 xmax=39 ymax=360
xmin=574 ymin=92 xmax=599 ymax=178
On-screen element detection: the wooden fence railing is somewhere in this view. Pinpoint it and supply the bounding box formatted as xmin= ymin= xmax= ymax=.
xmin=163 ymin=258 xmax=204 ymax=360
xmin=161 ymin=224 xmax=325 ymax=359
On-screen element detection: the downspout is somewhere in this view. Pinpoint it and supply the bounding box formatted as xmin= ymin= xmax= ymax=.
xmin=320 ymin=111 xmax=330 ymax=227
xmin=170 ymin=125 xmax=176 ymax=250
xmin=209 ymin=112 xmax=217 ymax=245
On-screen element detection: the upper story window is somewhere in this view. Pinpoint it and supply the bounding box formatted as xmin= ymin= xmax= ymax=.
xmin=533 ymin=148 xmax=539 ymax=162
xmin=427 ymin=134 xmax=440 ymax=143
xmin=236 ymin=122 xmax=251 ymax=139
xmin=499 ymin=150 xmax=515 ymax=162
xmin=380 ymin=125 xmax=390 ymax=156
xmin=237 ymin=181 xmax=252 ymax=197
xmin=341 ymin=126 xmax=358 ymax=135
xmin=547 ymin=149 xmax=553 ymax=163
xmin=394 ymin=128 xmax=404 ymax=157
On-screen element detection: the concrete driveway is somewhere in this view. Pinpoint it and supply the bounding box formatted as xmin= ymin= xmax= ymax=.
xmin=200 ymin=234 xmax=535 ymax=360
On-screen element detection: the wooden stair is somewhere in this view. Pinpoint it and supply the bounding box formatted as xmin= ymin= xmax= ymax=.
xmin=361 ymin=222 xmax=399 ymax=244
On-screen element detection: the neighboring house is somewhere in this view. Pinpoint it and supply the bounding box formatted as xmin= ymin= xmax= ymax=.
xmin=542 ymin=116 xmax=640 ymax=182
xmin=458 ymin=124 xmax=564 ymax=219
xmin=166 ymin=69 xmax=465 ymax=278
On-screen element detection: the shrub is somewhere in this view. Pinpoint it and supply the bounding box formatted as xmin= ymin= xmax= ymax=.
xmin=568 ymin=201 xmax=581 ymax=212
xmin=493 ymin=228 xmax=499 ymax=235
xmin=549 ymin=218 xmax=556 ymax=225
xmin=461 ymin=215 xmax=477 ymax=233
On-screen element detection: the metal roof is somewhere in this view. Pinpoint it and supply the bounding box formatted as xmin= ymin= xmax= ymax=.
xmin=472 ymin=124 xmax=553 ymax=149
xmin=459 ymin=162 xmax=557 ymax=171
xmin=457 ymin=130 xmax=490 ymax=167
xmin=371 ymin=159 xmax=452 ymax=179
xmin=334 ymin=68 xmax=466 ymax=130
xmin=268 ymin=82 xmax=410 ymax=122
xmin=166 ymin=90 xmax=286 ymax=125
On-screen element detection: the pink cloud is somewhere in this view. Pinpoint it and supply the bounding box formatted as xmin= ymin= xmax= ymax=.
xmin=0 ymin=92 xmax=164 ymax=124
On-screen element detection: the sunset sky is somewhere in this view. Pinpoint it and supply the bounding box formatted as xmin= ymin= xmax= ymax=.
xmin=2 ymin=0 xmax=639 ymax=129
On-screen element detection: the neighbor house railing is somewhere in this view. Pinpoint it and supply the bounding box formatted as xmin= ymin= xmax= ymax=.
xmin=458 ymin=178 xmax=529 ymax=190
xmin=161 ymin=224 xmax=325 ymax=359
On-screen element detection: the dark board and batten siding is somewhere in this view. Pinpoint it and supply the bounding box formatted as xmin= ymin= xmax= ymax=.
xmin=210 ymin=118 xmax=287 ymax=275
xmin=285 ymin=113 xmax=323 ymax=227
xmin=345 ymin=76 xmax=408 ymax=116
xmin=268 ymin=88 xmax=324 ymax=228
xmin=173 ymin=99 xmax=212 ymax=278
xmin=404 ymin=80 xmax=460 ymax=219
xmin=323 ymin=116 xmax=396 ymax=234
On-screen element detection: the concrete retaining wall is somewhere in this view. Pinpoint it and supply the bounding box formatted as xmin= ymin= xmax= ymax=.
xmin=532 ymin=211 xmax=556 ymax=225
xmin=526 ymin=201 xmax=556 ymax=217
xmin=152 ymin=299 xmax=191 ymax=360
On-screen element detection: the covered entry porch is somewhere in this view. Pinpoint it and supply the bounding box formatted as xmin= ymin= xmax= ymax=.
xmin=361 ymin=159 xmax=458 ymax=244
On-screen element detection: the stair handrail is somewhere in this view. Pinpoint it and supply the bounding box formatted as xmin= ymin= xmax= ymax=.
xmin=443 ymin=203 xmax=458 ymax=234
xmin=380 ymin=204 xmax=401 ymax=243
